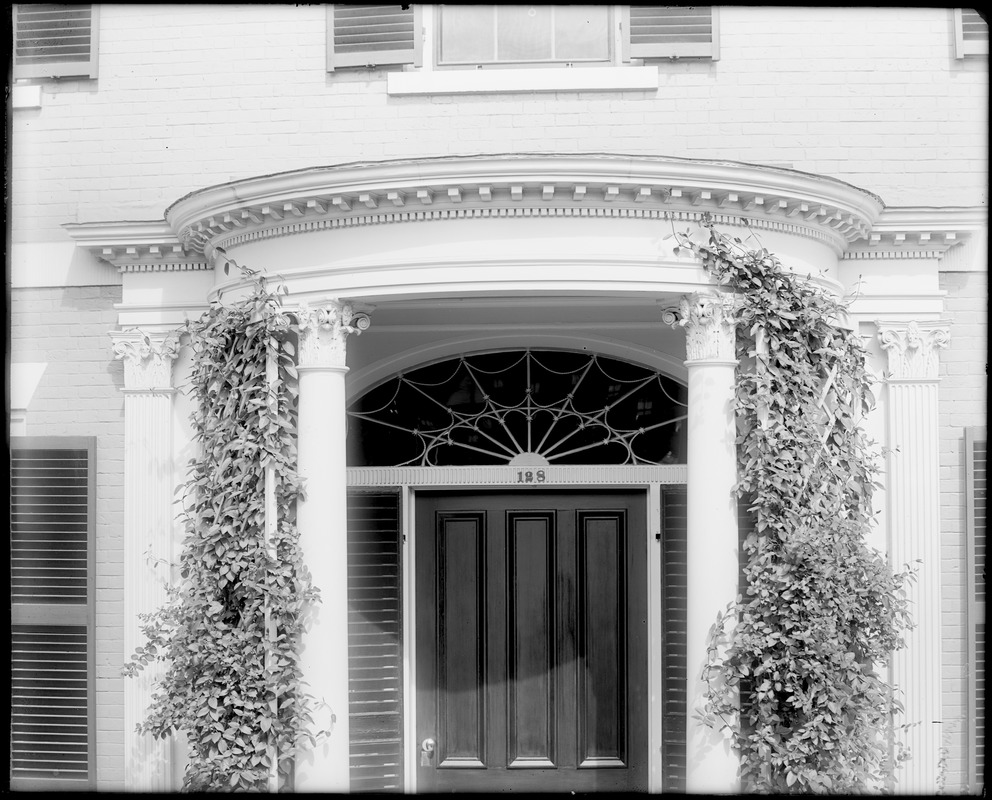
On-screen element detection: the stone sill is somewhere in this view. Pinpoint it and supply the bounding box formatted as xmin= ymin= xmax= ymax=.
xmin=387 ymin=66 xmax=659 ymax=96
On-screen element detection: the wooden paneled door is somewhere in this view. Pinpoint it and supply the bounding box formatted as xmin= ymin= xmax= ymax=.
xmin=415 ymin=491 xmax=648 ymax=792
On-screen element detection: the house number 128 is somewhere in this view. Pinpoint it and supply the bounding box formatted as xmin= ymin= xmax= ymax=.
xmin=516 ymin=470 xmax=547 ymax=484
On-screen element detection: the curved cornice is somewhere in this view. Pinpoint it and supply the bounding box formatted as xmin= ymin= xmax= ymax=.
xmin=165 ymin=153 xmax=885 ymax=256
xmin=63 ymin=156 xmax=985 ymax=269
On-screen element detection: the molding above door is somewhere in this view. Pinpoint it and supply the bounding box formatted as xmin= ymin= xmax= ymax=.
xmin=347 ymin=465 xmax=687 ymax=487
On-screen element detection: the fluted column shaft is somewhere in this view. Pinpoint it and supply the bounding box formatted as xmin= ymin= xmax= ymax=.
xmin=113 ymin=331 xmax=180 ymax=792
xmin=666 ymin=293 xmax=741 ymax=793
xmin=293 ymin=301 xmax=370 ymax=792
xmin=877 ymin=320 xmax=949 ymax=794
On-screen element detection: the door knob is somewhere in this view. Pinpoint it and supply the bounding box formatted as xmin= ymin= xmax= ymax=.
xmin=420 ymin=737 xmax=436 ymax=766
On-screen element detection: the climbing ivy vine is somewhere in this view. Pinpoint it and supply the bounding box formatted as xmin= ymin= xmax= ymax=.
xmin=675 ymin=217 xmax=915 ymax=793
xmin=123 ymin=261 xmax=317 ymax=791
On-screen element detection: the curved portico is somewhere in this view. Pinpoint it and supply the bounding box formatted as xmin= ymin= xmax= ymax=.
xmin=62 ymin=154 xmax=966 ymax=792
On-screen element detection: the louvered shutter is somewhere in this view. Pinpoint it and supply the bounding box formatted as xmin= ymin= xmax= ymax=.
xmin=12 ymin=4 xmax=98 ymax=80
xmin=348 ymin=491 xmax=404 ymax=792
xmin=10 ymin=439 xmax=96 ymax=789
xmin=955 ymin=8 xmax=989 ymax=57
xmin=966 ymin=427 xmax=987 ymax=787
xmin=328 ymin=5 xmax=422 ymax=71
xmin=660 ymin=487 xmax=688 ymax=792
xmin=623 ymin=6 xmax=719 ymax=61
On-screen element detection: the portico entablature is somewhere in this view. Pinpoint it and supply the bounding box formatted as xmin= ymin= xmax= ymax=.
xmin=62 ymin=155 xmax=982 ymax=327
xmin=839 ymin=207 xmax=986 ymax=319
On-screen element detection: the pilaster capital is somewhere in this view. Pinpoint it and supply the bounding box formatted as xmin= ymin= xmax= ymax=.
xmin=112 ymin=330 xmax=181 ymax=391
xmin=662 ymin=291 xmax=739 ymax=363
xmin=876 ymin=320 xmax=950 ymax=381
xmin=295 ymin=300 xmax=372 ymax=370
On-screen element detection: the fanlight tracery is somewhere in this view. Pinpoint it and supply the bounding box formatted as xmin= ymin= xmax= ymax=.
xmin=347 ymin=350 xmax=687 ymax=467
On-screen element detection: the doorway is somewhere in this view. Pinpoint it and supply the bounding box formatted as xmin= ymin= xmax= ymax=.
xmin=414 ymin=490 xmax=648 ymax=792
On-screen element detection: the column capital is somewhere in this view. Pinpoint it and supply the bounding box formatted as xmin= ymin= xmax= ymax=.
xmin=876 ymin=320 xmax=950 ymax=381
xmin=295 ymin=300 xmax=372 ymax=370
xmin=112 ymin=330 xmax=181 ymax=391
xmin=662 ymin=291 xmax=739 ymax=363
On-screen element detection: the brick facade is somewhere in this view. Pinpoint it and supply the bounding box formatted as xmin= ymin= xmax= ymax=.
xmin=10 ymin=286 xmax=126 ymax=789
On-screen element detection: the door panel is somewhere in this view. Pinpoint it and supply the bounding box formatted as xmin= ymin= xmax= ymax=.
xmin=506 ymin=511 xmax=556 ymax=768
xmin=416 ymin=491 xmax=647 ymax=792
xmin=436 ymin=512 xmax=487 ymax=768
xmin=577 ymin=511 xmax=627 ymax=768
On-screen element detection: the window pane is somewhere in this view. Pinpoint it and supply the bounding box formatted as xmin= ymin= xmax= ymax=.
xmin=440 ymin=5 xmax=495 ymax=64
xmin=554 ymin=6 xmax=609 ymax=61
xmin=497 ymin=6 xmax=553 ymax=62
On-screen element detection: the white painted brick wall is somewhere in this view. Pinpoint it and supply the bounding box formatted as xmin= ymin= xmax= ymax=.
xmin=10 ymin=286 xmax=126 ymax=791
xmin=938 ymin=270 xmax=988 ymax=793
xmin=10 ymin=6 xmax=987 ymax=244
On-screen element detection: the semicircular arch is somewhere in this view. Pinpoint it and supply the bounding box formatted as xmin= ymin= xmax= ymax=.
xmin=346 ymin=332 xmax=687 ymax=402
xmin=346 ymin=345 xmax=688 ymax=468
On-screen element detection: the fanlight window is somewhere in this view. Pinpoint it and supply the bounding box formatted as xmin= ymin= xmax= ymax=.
xmin=347 ymin=350 xmax=687 ymax=467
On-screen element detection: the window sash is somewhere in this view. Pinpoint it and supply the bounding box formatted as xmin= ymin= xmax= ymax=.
xmin=438 ymin=5 xmax=613 ymax=67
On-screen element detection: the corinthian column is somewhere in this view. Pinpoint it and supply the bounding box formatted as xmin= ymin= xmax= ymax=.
xmin=876 ymin=320 xmax=950 ymax=794
xmin=664 ymin=292 xmax=741 ymax=793
xmin=293 ymin=300 xmax=371 ymax=792
xmin=112 ymin=330 xmax=181 ymax=791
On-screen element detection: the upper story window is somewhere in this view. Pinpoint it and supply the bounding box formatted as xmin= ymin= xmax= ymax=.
xmin=954 ymin=8 xmax=988 ymax=58
xmin=438 ymin=6 xmax=612 ymax=67
xmin=12 ymin=3 xmax=98 ymax=80
xmin=327 ymin=4 xmax=719 ymax=72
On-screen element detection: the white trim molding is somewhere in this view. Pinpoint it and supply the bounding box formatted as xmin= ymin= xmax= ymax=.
xmin=347 ymin=464 xmax=687 ymax=487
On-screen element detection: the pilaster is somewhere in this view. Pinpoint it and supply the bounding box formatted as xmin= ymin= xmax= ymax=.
xmin=664 ymin=291 xmax=741 ymax=793
xmin=111 ymin=330 xmax=180 ymax=791
xmin=876 ymin=319 xmax=950 ymax=794
xmin=293 ymin=300 xmax=370 ymax=791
